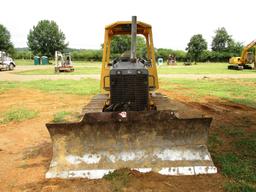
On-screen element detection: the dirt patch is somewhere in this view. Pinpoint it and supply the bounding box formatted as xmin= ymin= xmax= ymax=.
xmin=21 ymin=179 xmax=112 ymax=192
xmin=159 ymin=88 xmax=255 ymax=114
xmin=159 ymin=88 xmax=256 ymax=155
xmin=22 ymin=142 xmax=51 ymax=160
xmin=126 ymin=171 xmax=224 ymax=192
xmin=0 ymin=89 xmax=89 ymax=192
xmin=16 ymin=171 xmax=224 ymax=192
xmin=0 ymin=88 xmax=255 ymax=191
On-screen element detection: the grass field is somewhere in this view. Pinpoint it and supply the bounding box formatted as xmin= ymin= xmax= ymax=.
xmin=15 ymin=60 xmax=256 ymax=75
xmin=15 ymin=59 xmax=35 ymax=65
xmin=1 ymin=78 xmax=256 ymax=108
xmin=15 ymin=66 xmax=101 ymax=75
xmin=0 ymin=77 xmax=255 ymax=191
xmin=2 ymin=60 xmax=256 ymax=191
xmin=15 ymin=59 xmax=99 ymax=66
xmin=160 ymin=78 xmax=256 ymax=108
xmin=0 ymin=79 xmax=99 ymax=95
xmin=158 ymin=63 xmax=256 ymax=74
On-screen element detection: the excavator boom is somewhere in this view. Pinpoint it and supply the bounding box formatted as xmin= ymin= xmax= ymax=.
xmin=228 ymin=39 xmax=256 ymax=70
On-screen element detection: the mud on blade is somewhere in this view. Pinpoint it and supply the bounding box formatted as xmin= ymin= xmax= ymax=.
xmin=46 ymin=110 xmax=217 ymax=179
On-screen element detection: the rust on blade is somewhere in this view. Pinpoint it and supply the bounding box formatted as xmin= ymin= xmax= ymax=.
xmin=45 ymin=93 xmax=216 ymax=179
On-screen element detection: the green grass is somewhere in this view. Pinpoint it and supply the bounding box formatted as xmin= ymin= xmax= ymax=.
xmin=222 ymin=127 xmax=245 ymax=137
xmin=0 ymin=70 xmax=256 ymax=191
xmin=15 ymin=59 xmax=34 ymax=65
xmin=234 ymin=137 xmax=256 ymax=158
xmin=52 ymin=111 xmax=72 ymax=123
xmin=160 ymin=78 xmax=256 ymax=108
xmin=158 ymin=62 xmax=256 ymax=74
xmin=1 ymin=78 xmax=256 ymax=107
xmin=15 ymin=59 xmax=101 ymax=67
xmin=224 ymin=182 xmax=255 ymax=192
xmin=0 ymin=107 xmax=38 ymax=124
xmin=213 ymin=121 xmax=256 ymax=191
xmin=215 ymin=153 xmax=255 ymax=182
xmin=0 ymin=81 xmax=18 ymax=93
xmin=73 ymin=61 xmax=101 ymax=67
xmin=104 ymin=169 xmax=131 ymax=192
xmin=15 ymin=66 xmax=101 ymax=75
xmin=0 ymin=79 xmax=99 ymax=96
xmin=215 ymin=153 xmax=256 ymax=191
xmin=208 ymin=133 xmax=223 ymax=149
xmin=15 ymin=59 xmax=55 ymax=65
xmin=15 ymin=62 xmax=256 ymax=75
xmin=22 ymin=79 xmax=99 ymax=95
xmin=51 ymin=111 xmax=82 ymax=123
xmin=159 ymin=77 xmax=256 ymax=191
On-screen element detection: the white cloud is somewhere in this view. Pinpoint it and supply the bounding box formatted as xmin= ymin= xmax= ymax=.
xmin=1 ymin=0 xmax=256 ymax=50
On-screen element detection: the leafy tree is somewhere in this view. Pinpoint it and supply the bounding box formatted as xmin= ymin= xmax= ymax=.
xmin=27 ymin=20 xmax=67 ymax=57
xmin=211 ymin=27 xmax=233 ymax=52
xmin=72 ymin=49 xmax=102 ymax=61
xmin=227 ymin=40 xmax=243 ymax=55
xmin=110 ymin=35 xmax=130 ymax=54
xmin=211 ymin=27 xmax=243 ymax=61
xmin=174 ymin=50 xmax=187 ymax=61
xmin=110 ymin=35 xmax=146 ymax=58
xmin=156 ymin=48 xmax=173 ymax=60
xmin=136 ymin=36 xmax=147 ymax=58
xmin=14 ymin=50 xmax=32 ymax=60
xmin=0 ymin=24 xmax=14 ymax=54
xmin=155 ymin=49 xmax=186 ymax=62
xmin=186 ymin=34 xmax=207 ymax=63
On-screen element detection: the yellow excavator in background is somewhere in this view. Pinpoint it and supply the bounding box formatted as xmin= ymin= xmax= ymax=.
xmin=228 ymin=39 xmax=256 ymax=70
xmin=45 ymin=16 xmax=217 ymax=179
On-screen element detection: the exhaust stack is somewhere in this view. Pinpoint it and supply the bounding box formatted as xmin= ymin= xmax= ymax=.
xmin=130 ymin=16 xmax=137 ymax=63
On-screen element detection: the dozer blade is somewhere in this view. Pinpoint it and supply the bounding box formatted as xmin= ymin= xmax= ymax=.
xmin=45 ymin=94 xmax=217 ymax=179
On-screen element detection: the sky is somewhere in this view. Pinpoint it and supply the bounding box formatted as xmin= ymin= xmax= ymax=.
xmin=1 ymin=0 xmax=256 ymax=50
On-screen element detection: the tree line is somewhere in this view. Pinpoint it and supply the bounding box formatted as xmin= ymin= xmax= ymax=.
xmin=186 ymin=28 xmax=243 ymax=63
xmin=0 ymin=20 xmax=244 ymax=62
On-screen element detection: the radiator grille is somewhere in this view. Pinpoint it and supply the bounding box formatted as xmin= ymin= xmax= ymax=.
xmin=110 ymin=74 xmax=148 ymax=111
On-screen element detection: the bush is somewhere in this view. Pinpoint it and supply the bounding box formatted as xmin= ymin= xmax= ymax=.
xmin=13 ymin=50 xmax=33 ymax=59
xmin=155 ymin=48 xmax=187 ymax=62
xmin=156 ymin=48 xmax=172 ymax=60
xmin=72 ymin=50 xmax=102 ymax=61
xmin=174 ymin=50 xmax=187 ymax=61
xmin=13 ymin=47 xmax=240 ymax=63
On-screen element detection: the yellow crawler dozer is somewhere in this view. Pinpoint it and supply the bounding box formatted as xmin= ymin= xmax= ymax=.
xmin=45 ymin=16 xmax=217 ymax=179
